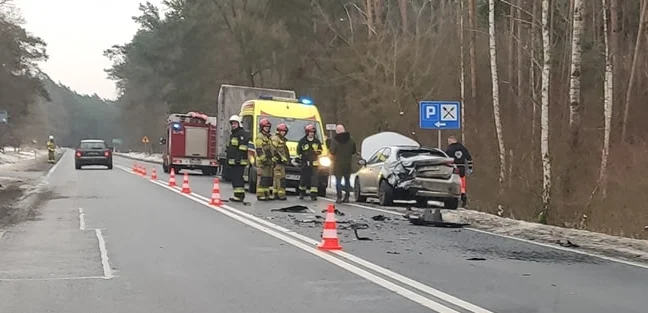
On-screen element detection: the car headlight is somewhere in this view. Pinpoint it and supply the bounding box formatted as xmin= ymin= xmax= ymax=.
xmin=319 ymin=156 xmax=332 ymax=167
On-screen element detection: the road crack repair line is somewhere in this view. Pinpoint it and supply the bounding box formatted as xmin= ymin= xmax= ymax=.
xmin=116 ymin=164 xmax=492 ymax=313
xmin=78 ymin=208 xmax=86 ymax=230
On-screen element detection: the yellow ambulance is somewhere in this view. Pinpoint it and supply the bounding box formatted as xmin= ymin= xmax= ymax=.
xmin=239 ymin=95 xmax=331 ymax=196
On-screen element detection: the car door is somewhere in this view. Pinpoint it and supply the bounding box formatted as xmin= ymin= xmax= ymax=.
xmin=357 ymin=148 xmax=384 ymax=194
xmin=369 ymin=148 xmax=392 ymax=192
xmin=364 ymin=148 xmax=389 ymax=194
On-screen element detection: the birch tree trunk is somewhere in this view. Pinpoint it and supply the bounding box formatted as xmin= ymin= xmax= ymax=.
xmin=540 ymin=0 xmax=552 ymax=223
xmin=568 ymin=0 xmax=584 ymax=140
xmin=459 ymin=0 xmax=466 ymax=143
xmin=530 ymin=0 xmax=538 ymax=166
xmin=516 ymin=0 xmax=523 ymax=113
xmin=609 ymin=0 xmax=619 ymax=107
xmin=598 ymin=0 xmax=613 ymax=197
xmin=488 ymin=0 xmax=507 ymax=188
xmin=468 ymin=0 xmax=478 ymax=103
xmin=621 ymin=0 xmax=647 ymax=141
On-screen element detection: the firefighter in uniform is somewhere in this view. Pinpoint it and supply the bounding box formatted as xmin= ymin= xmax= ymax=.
xmin=270 ymin=123 xmax=290 ymax=200
xmin=47 ymin=135 xmax=56 ymax=163
xmin=295 ymin=124 xmax=322 ymax=200
xmin=226 ymin=115 xmax=250 ymax=202
xmin=255 ymin=118 xmax=275 ymax=201
xmin=445 ymin=135 xmax=473 ymax=207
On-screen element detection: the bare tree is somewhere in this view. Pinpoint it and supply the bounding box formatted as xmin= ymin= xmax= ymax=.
xmin=459 ymin=0 xmax=466 ymax=143
xmin=488 ymin=0 xmax=507 ymax=188
xmin=621 ymin=0 xmax=647 ymax=141
xmin=597 ymin=0 xmax=613 ymax=197
xmin=540 ymin=0 xmax=552 ymax=223
xmin=468 ymin=0 xmax=478 ymax=104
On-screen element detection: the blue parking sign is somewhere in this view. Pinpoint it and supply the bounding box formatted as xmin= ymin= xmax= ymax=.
xmin=419 ymin=101 xmax=461 ymax=130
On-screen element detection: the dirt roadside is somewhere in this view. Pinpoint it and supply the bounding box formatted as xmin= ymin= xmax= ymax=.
xmin=0 ymin=152 xmax=62 ymax=227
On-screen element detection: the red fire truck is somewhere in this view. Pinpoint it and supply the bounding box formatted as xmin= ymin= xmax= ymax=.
xmin=161 ymin=112 xmax=218 ymax=175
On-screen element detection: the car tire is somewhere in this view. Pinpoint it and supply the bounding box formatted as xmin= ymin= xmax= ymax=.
xmin=75 ymin=163 xmax=81 ymax=170
xmin=443 ymin=198 xmax=459 ymax=210
xmin=354 ymin=178 xmax=368 ymax=203
xmin=378 ymin=180 xmax=395 ymax=206
xmin=247 ymin=166 xmax=257 ymax=193
xmin=317 ymin=183 xmax=327 ymax=197
xmin=107 ymin=163 xmax=113 ymax=170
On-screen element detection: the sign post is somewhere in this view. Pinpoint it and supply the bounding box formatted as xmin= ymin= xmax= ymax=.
xmin=141 ymin=136 xmax=150 ymax=154
xmin=419 ymin=100 xmax=462 ymax=148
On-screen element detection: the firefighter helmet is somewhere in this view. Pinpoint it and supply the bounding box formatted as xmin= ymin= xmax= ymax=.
xmin=48 ymin=135 xmax=54 ymax=140
xmin=259 ymin=118 xmax=271 ymax=129
xmin=229 ymin=115 xmax=242 ymax=124
xmin=304 ymin=124 xmax=315 ymax=134
xmin=276 ymin=123 xmax=288 ymax=133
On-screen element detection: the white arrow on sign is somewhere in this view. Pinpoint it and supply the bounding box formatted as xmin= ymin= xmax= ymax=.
xmin=434 ymin=121 xmax=446 ymax=127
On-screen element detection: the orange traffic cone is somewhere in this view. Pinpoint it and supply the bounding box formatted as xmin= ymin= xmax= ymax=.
xmin=209 ymin=178 xmax=222 ymax=206
xmin=151 ymin=168 xmax=157 ymax=180
xmin=318 ymin=204 xmax=342 ymax=250
xmin=168 ymin=168 xmax=176 ymax=187
xmin=132 ymin=162 xmax=137 ymax=173
xmin=181 ymin=172 xmax=191 ymax=194
xmin=141 ymin=167 xmax=147 ymax=177
xmin=137 ymin=165 xmax=143 ymax=175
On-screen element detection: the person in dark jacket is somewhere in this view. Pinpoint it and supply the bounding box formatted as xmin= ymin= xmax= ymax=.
xmin=226 ymin=115 xmax=251 ymax=202
xmin=445 ymin=135 xmax=473 ymax=207
xmin=295 ymin=124 xmax=322 ymax=200
xmin=330 ymin=124 xmax=359 ymax=203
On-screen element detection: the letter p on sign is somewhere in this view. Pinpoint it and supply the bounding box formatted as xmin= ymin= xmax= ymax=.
xmin=425 ymin=106 xmax=435 ymax=119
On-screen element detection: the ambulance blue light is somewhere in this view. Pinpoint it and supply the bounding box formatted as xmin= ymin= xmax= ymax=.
xmin=299 ymin=97 xmax=314 ymax=105
xmin=172 ymin=123 xmax=181 ymax=130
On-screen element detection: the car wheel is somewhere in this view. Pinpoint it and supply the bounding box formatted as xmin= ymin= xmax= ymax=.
xmin=443 ymin=198 xmax=459 ymax=210
xmin=247 ymin=167 xmax=257 ymax=193
xmin=75 ymin=163 xmax=81 ymax=170
xmin=107 ymin=163 xmax=113 ymax=170
xmin=378 ymin=180 xmax=395 ymax=206
xmin=354 ymin=178 xmax=367 ymax=203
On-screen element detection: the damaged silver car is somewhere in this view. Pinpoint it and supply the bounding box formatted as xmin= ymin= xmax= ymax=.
xmin=354 ymin=139 xmax=461 ymax=209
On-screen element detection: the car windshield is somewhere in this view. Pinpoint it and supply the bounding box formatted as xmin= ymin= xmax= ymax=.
xmin=398 ymin=149 xmax=446 ymax=159
xmin=80 ymin=142 xmax=106 ymax=149
xmin=259 ymin=117 xmax=323 ymax=142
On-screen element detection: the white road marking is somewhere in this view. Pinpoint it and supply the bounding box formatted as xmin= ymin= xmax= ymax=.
xmin=322 ymin=198 xmax=648 ymax=270
xmin=78 ymin=208 xmax=86 ymax=230
xmin=95 ymin=229 xmax=113 ymax=279
xmin=116 ymin=164 xmax=491 ymax=313
xmin=321 ymin=197 xmax=407 ymax=216
xmin=187 ymin=191 xmax=492 ymax=313
xmin=44 ymin=150 xmax=66 ymax=181
xmin=0 ymin=276 xmax=105 ymax=282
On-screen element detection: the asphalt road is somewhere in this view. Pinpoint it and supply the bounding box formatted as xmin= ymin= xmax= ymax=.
xmin=0 ymin=152 xmax=647 ymax=313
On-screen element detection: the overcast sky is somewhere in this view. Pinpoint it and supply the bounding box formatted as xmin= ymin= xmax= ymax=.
xmin=17 ymin=0 xmax=164 ymax=100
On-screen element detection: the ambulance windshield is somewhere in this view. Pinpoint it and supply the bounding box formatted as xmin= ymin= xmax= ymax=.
xmin=259 ymin=117 xmax=323 ymax=142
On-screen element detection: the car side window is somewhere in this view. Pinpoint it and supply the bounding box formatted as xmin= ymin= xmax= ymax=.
xmin=241 ymin=115 xmax=253 ymax=133
xmin=366 ymin=148 xmax=385 ymax=165
xmin=380 ymin=148 xmax=391 ymax=162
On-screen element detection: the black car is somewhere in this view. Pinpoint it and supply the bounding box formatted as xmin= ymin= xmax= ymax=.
xmin=75 ymin=139 xmax=113 ymax=170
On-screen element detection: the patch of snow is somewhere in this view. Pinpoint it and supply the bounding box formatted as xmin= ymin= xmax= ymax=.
xmin=0 ymin=146 xmax=44 ymax=167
